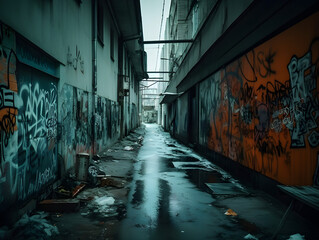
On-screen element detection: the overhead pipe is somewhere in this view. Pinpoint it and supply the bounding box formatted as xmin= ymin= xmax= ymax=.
xmin=143 ymin=39 xmax=193 ymax=44
xmin=147 ymin=71 xmax=176 ymax=73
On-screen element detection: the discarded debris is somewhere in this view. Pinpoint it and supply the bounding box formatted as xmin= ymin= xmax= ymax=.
xmin=56 ymin=187 xmax=71 ymax=198
xmin=88 ymin=165 xmax=106 ymax=186
xmin=86 ymin=196 xmax=118 ymax=218
xmin=38 ymin=199 xmax=80 ymax=212
xmin=137 ymin=136 xmax=143 ymax=145
xmin=88 ymin=165 xmax=106 ymax=176
xmin=88 ymin=165 xmax=99 ymax=177
xmin=71 ymin=183 xmax=86 ymax=198
xmin=224 ymin=209 xmax=238 ymax=216
xmin=55 ymin=183 xmax=86 ymax=198
xmin=287 ymin=233 xmax=305 ymax=240
xmin=95 ymin=196 xmax=115 ymax=206
xmin=244 ymin=233 xmax=259 ymax=239
xmin=93 ymin=154 xmax=101 ymax=161
xmin=100 ymin=177 xmax=124 ymax=188
xmin=1 ymin=212 xmax=60 ymax=239
xmin=124 ymin=146 xmax=134 ymax=151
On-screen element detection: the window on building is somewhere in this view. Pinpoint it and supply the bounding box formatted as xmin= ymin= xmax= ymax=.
xmin=110 ymin=27 xmax=114 ymax=61
xmin=97 ymin=0 xmax=104 ymax=45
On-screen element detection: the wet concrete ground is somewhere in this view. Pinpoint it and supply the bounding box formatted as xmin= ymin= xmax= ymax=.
xmin=2 ymin=124 xmax=318 ymax=240
xmin=117 ymin=124 xmax=319 ymax=240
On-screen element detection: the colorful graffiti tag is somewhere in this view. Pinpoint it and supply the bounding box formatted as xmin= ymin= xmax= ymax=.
xmin=60 ymin=86 xmax=120 ymax=168
xmin=199 ymin=12 xmax=319 ymax=185
xmin=0 ymin=25 xmax=58 ymax=211
xmin=0 ymin=25 xmax=19 ymax=208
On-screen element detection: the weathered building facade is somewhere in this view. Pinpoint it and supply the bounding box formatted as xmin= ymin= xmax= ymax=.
xmin=161 ymin=0 xmax=319 ymax=188
xmin=0 ymin=0 xmax=146 ymax=215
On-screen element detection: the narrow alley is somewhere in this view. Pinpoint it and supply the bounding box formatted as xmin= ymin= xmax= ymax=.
xmin=1 ymin=0 xmax=319 ymax=239
xmin=118 ymin=124 xmax=318 ymax=240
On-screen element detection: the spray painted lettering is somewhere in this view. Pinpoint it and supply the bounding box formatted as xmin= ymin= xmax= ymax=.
xmin=199 ymin=13 xmax=319 ymax=185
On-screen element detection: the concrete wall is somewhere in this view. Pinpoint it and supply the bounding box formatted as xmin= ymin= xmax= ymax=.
xmin=0 ymin=0 xmax=93 ymax=92
xmin=96 ymin=0 xmax=118 ymax=102
xmin=122 ymin=50 xmax=140 ymax=134
xmin=198 ymin=11 xmax=319 ymax=186
xmin=177 ymin=92 xmax=188 ymax=140
xmin=0 ymin=0 xmax=140 ymax=213
xmin=164 ymin=0 xmax=253 ymax=94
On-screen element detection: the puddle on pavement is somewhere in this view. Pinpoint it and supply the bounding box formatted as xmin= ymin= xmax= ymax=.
xmin=139 ymin=157 xmax=175 ymax=174
xmin=171 ymin=149 xmax=186 ymax=155
xmin=157 ymin=179 xmax=172 ymax=226
xmin=168 ymin=156 xmax=200 ymax=162
xmin=185 ymin=169 xmax=226 ymax=192
xmin=235 ymin=217 xmax=261 ymax=236
xmin=131 ymin=180 xmax=144 ymax=206
xmin=166 ymin=144 xmax=176 ymax=148
xmin=177 ymin=163 xmax=207 ymax=169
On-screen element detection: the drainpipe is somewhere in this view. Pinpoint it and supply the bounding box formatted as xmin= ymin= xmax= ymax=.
xmin=92 ymin=0 xmax=97 ymax=154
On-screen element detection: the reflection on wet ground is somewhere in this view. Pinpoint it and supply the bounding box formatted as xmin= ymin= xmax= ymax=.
xmin=186 ymin=169 xmax=226 ymax=191
xmin=131 ymin=180 xmax=144 ymax=206
xmin=117 ymin=124 xmax=258 ymax=240
xmin=170 ymin=156 xmax=200 ymax=162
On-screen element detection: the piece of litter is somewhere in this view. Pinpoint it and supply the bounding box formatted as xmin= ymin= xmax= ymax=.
xmin=244 ymin=233 xmax=258 ymax=239
xmin=224 ymin=209 xmax=238 ymax=216
xmin=287 ymin=233 xmax=305 ymax=240
xmin=181 ymin=231 xmax=184 ymax=233
xmin=124 ymin=146 xmax=134 ymax=151
xmin=13 ymin=212 xmax=59 ymax=237
xmin=95 ymin=196 xmax=115 ymax=206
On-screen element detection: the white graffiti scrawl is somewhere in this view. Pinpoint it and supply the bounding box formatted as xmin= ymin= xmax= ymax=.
xmin=287 ymin=50 xmax=319 ymax=148
xmin=16 ymin=81 xmax=58 ymax=201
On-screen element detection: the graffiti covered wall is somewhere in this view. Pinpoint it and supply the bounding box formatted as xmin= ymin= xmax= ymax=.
xmin=16 ymin=64 xmax=58 ymax=202
xmin=60 ymin=84 xmax=121 ymax=168
xmin=94 ymin=95 xmax=120 ymax=153
xmin=0 ymin=24 xmax=19 ymax=210
xmin=199 ymin=12 xmax=319 ymax=186
xmin=0 ymin=25 xmax=58 ymax=211
xmin=60 ymin=85 xmax=91 ymax=170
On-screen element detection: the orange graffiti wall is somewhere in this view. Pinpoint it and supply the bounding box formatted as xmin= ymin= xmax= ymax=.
xmin=199 ymin=11 xmax=319 ymax=185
